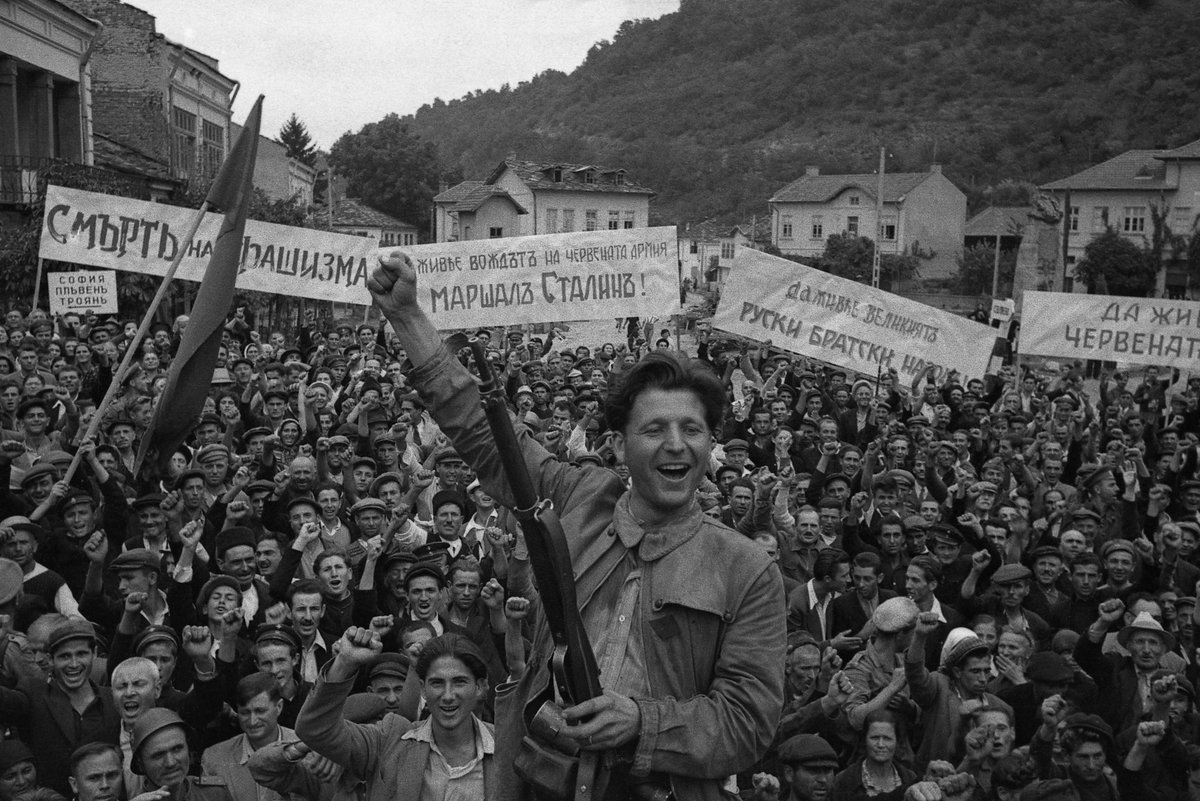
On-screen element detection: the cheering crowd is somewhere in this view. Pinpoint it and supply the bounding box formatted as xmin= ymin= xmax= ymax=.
xmin=0 ymin=250 xmax=1197 ymax=801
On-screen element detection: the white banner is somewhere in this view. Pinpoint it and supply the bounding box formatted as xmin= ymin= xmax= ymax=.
xmin=1021 ymin=291 xmax=1200 ymax=368
xmin=712 ymin=249 xmax=997 ymax=380
xmin=47 ymin=270 xmax=118 ymax=315
xmin=37 ymin=185 xmax=681 ymax=328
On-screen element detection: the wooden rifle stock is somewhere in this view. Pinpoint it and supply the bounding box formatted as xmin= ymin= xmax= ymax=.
xmin=467 ymin=339 xmax=603 ymax=708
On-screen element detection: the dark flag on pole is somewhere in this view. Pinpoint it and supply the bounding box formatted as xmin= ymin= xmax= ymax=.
xmin=135 ymin=96 xmax=263 ymax=476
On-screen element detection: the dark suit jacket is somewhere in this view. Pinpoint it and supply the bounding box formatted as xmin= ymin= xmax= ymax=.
xmin=786 ymin=584 xmax=838 ymax=644
xmin=0 ymin=678 xmax=120 ymax=796
xmin=830 ymin=589 xmax=897 ymax=649
xmin=837 ymin=410 xmax=879 ymax=449
xmin=1074 ymin=631 xmax=1149 ymax=734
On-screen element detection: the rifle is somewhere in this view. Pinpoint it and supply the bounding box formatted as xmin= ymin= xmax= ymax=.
xmin=466 ymin=338 xmax=607 ymax=800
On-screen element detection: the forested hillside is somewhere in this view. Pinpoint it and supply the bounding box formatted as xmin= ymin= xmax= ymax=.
xmin=399 ymin=0 xmax=1200 ymax=224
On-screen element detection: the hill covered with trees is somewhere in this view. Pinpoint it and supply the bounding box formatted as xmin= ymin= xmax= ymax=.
xmin=390 ymin=0 xmax=1200 ymax=225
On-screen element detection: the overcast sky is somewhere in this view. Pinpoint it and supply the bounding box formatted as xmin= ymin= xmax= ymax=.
xmin=128 ymin=0 xmax=680 ymax=149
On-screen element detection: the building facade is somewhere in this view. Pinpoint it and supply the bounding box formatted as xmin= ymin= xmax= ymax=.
xmin=769 ymin=164 xmax=966 ymax=280
xmin=1 ymin=0 xmax=100 ymax=207
xmin=1041 ymin=141 xmax=1200 ymax=298
xmin=231 ymin=122 xmax=316 ymax=207
xmin=59 ymin=0 xmax=236 ymax=189
xmin=434 ymin=159 xmax=653 ymax=242
xmin=330 ymin=197 xmax=419 ymax=247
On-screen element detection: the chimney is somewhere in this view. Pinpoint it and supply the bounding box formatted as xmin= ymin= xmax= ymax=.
xmin=804 ymin=165 xmax=820 ymax=177
xmin=929 ymin=163 xmax=942 ymax=174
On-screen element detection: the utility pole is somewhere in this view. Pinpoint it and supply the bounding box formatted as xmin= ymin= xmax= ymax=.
xmin=871 ymin=146 xmax=885 ymax=289
xmin=991 ymin=230 xmax=1003 ymax=299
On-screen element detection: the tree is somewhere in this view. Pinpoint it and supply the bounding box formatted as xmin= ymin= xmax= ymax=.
xmin=1074 ymin=228 xmax=1158 ymax=296
xmin=279 ymin=114 xmax=317 ymax=167
xmin=957 ymin=242 xmax=1017 ymax=296
xmin=801 ymin=233 xmax=920 ymax=290
xmin=328 ymin=114 xmax=442 ymax=232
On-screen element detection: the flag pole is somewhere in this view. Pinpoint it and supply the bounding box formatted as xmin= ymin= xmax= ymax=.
xmin=32 ymin=258 xmax=45 ymax=311
xmin=61 ymin=200 xmax=212 ymax=485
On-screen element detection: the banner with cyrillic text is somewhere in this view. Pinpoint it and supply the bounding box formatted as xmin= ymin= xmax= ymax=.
xmin=1021 ymin=291 xmax=1200 ymax=368
xmin=47 ymin=270 xmax=118 ymax=315
xmin=372 ymin=227 xmax=679 ymax=329
xmin=711 ymin=249 xmax=997 ymax=380
xmin=38 ymin=185 xmax=680 ymax=327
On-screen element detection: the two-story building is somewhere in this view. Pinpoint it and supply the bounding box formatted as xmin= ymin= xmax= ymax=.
xmin=1 ymin=0 xmax=100 ymax=211
xmin=434 ymin=158 xmax=654 ymax=242
xmin=679 ymin=217 xmax=771 ymax=288
xmin=329 ymin=197 xmax=419 ymax=248
xmin=231 ymin=122 xmax=316 ymax=207
xmin=1040 ymin=140 xmax=1200 ymax=298
xmin=768 ymin=164 xmax=966 ymax=280
xmin=59 ymin=0 xmax=236 ymax=191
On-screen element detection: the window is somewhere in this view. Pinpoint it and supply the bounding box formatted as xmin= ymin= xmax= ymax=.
xmin=849 ymin=195 xmax=861 ymax=206
xmin=1122 ymin=206 xmax=1146 ymax=233
xmin=584 ymin=171 xmax=596 ymax=185
xmin=881 ymin=219 xmax=896 ymax=241
xmin=199 ymin=119 xmax=224 ymax=182
xmin=562 ymin=209 xmax=575 ymax=232
xmin=171 ymin=106 xmax=196 ymax=179
xmin=608 ymin=210 xmax=621 ymax=230
xmin=552 ymin=168 xmax=563 ymax=182
xmin=810 ymin=216 xmax=823 ymax=240
xmin=403 ymin=233 xmax=416 ymax=246
xmin=781 ymin=215 xmax=794 ymax=239
xmin=1173 ymin=207 xmax=1194 ymax=231
xmin=615 ymin=172 xmax=626 ymax=186
xmin=847 ymin=216 xmax=859 ymax=236
xmin=623 ymin=211 xmax=635 ymax=229
xmin=546 ymin=208 xmax=559 ymax=234
xmin=489 ymin=226 xmax=504 ymax=238
xmin=689 ymin=241 xmax=699 ymax=254
xmin=721 ymin=242 xmax=735 ymax=260
xmin=1092 ymin=207 xmax=1109 ymax=232
xmin=585 ymin=210 xmax=598 ymax=231
xmin=1069 ymin=205 xmax=1079 ymax=232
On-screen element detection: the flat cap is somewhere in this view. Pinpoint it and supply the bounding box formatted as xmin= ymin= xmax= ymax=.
xmin=368 ymin=654 xmax=408 ymax=682
xmin=1025 ymin=652 xmax=1075 ymax=684
xmin=1029 ymin=545 xmax=1063 ymax=563
xmin=871 ymin=597 xmax=919 ymax=633
xmin=1070 ymin=507 xmax=1102 ymax=522
xmin=404 ymin=560 xmax=446 ymax=588
xmin=47 ymin=618 xmax=97 ymax=654
xmin=970 ymin=480 xmax=998 ymax=495
xmin=724 ymin=438 xmax=750 ymax=452
xmin=1062 ymin=712 xmax=1112 ymax=743
xmin=432 ymin=447 xmax=465 ymax=465
xmin=351 ymin=497 xmax=387 ymax=516
xmin=431 ymin=489 xmax=466 ymax=516
xmin=777 ymin=734 xmax=838 ymax=769
xmin=1082 ymin=466 xmax=1114 ymax=490
xmin=284 ymin=495 xmax=319 ymax=516
xmin=61 ymin=488 xmax=97 ymax=510
xmin=1100 ymin=538 xmax=1136 ymax=561
xmin=19 ymin=462 xmax=57 ymax=487
xmin=194 ymin=443 xmax=231 ymax=464
xmin=108 ymin=548 xmax=162 ymax=573
xmin=929 ymin=524 xmax=963 ymax=545
xmin=242 ymin=426 xmax=273 ymax=441
xmin=991 ymin=564 xmax=1032 ymax=585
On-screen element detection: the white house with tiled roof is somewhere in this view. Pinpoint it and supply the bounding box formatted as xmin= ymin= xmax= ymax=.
xmin=329 ymin=197 xmax=419 ymax=247
xmin=769 ymin=164 xmax=966 ymax=280
xmin=435 ymin=158 xmax=654 ymax=242
xmin=1040 ymin=140 xmax=1200 ymax=297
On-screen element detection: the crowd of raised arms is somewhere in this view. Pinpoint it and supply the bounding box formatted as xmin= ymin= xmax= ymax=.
xmin=0 ymin=285 xmax=1198 ymax=801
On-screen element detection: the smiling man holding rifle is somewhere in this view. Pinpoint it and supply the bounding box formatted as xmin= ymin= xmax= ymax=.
xmin=355 ymin=251 xmax=785 ymax=801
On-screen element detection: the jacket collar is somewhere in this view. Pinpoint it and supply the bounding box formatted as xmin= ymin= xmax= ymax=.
xmin=612 ymin=493 xmax=702 ymax=562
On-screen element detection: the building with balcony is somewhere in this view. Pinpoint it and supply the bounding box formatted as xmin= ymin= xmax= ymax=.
xmin=434 ymin=158 xmax=654 ymax=242
xmin=769 ymin=164 xmax=966 ymax=280
xmin=1040 ymin=141 xmax=1200 ymax=298
xmin=1 ymin=0 xmax=100 ymax=209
